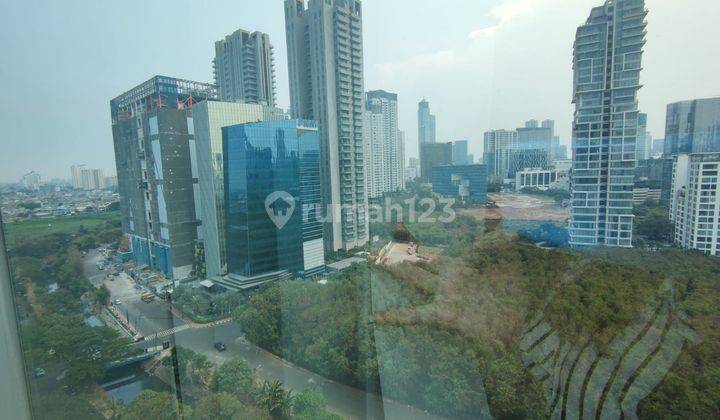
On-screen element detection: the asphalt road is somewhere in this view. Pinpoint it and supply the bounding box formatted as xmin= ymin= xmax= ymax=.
xmin=84 ymin=249 xmax=441 ymax=420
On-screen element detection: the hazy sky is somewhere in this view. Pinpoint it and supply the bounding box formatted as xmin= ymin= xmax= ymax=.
xmin=1 ymin=0 xmax=718 ymax=182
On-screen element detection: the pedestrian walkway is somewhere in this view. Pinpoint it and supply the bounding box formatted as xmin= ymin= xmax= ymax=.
xmin=142 ymin=317 xmax=232 ymax=342
xmin=143 ymin=324 xmax=191 ymax=341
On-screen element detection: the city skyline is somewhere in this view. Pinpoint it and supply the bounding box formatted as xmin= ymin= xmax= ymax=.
xmin=1 ymin=0 xmax=719 ymax=182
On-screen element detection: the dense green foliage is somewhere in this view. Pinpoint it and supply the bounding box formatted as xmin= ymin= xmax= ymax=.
xmin=3 ymin=213 xmax=136 ymax=415
xmin=128 ymin=352 xmax=336 ymax=420
xmin=236 ymin=231 xmax=720 ymax=419
xmin=173 ymin=286 xmax=248 ymax=323
xmin=118 ymin=390 xmax=192 ymax=420
xmin=633 ymin=201 xmax=674 ymax=243
xmin=211 ymin=357 xmax=256 ymax=403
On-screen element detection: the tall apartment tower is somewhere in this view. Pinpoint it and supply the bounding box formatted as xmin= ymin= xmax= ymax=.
xmin=569 ymin=0 xmax=647 ymax=248
xmin=213 ymin=29 xmax=277 ymax=107
xmin=364 ymin=90 xmax=403 ymax=199
xmin=110 ymin=76 xmax=218 ymax=279
xmin=483 ymin=129 xmax=518 ymax=180
xmin=284 ymin=0 xmax=368 ymax=252
xmin=71 ymin=165 xmax=86 ymax=189
xmin=670 ymin=153 xmax=720 ymax=256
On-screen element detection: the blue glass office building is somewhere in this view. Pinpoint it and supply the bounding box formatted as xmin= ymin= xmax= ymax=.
xmin=431 ymin=164 xmax=488 ymax=203
xmin=223 ymin=120 xmax=325 ymax=280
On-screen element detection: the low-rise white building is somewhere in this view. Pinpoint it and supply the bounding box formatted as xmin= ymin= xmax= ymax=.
xmin=670 ymin=153 xmax=720 ymax=255
xmin=515 ymin=168 xmax=569 ymax=191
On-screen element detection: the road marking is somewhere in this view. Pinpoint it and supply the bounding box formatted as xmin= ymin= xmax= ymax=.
xmin=143 ymin=324 xmax=191 ymax=341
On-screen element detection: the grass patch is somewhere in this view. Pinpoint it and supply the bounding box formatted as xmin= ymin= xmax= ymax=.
xmin=4 ymin=212 xmax=120 ymax=247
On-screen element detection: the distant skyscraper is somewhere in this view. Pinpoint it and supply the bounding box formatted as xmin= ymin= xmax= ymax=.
xmin=21 ymin=171 xmax=41 ymax=191
xmin=651 ymin=138 xmax=665 ymax=157
xmin=221 ymin=120 xmax=325 ymax=287
xmin=664 ymin=97 xmax=720 ymax=155
xmin=284 ymin=0 xmax=368 ymax=252
xmin=418 ymin=99 xmax=436 ymax=145
xmin=420 ymin=142 xmax=452 ymax=182
xmin=71 ymin=165 xmax=104 ymax=190
xmin=111 ymin=75 xmax=218 ymax=279
xmin=80 ymin=168 xmax=105 ymax=191
xmin=518 ymin=119 xmax=563 ymax=162
xmin=483 ymin=129 xmax=518 ymax=180
xmin=213 ymin=29 xmax=277 ymax=107
xmin=635 ymin=113 xmax=651 ymax=161
xmin=452 ymin=140 xmax=470 ymax=165
xmin=193 ymin=101 xmax=287 ymax=279
xmin=363 ymin=90 xmax=403 ymax=199
xmin=569 ymin=0 xmax=647 ymax=248
xmin=670 ymin=153 xmax=720 ymax=255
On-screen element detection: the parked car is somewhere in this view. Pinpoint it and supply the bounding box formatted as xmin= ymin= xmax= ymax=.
xmin=33 ymin=368 xmax=46 ymax=378
xmin=214 ymin=342 xmax=226 ymax=352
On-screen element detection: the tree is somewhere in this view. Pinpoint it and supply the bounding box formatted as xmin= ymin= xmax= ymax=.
xmin=292 ymin=389 xmax=340 ymax=420
xmin=118 ymin=390 xmax=191 ymax=420
xmin=191 ymin=392 xmax=268 ymax=420
xmin=258 ymin=380 xmax=293 ymax=420
xmin=487 ymin=180 xmax=503 ymax=193
xmin=165 ymin=347 xmax=213 ymax=387
xmin=19 ymin=201 xmax=42 ymax=210
xmin=95 ymin=285 xmax=110 ymax=306
xmin=212 ymin=357 xmax=256 ymax=402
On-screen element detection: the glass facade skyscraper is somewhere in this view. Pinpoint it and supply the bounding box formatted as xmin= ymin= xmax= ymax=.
xmin=569 ymin=0 xmax=647 ymax=248
xmin=664 ymin=97 xmax=720 ymax=155
xmin=222 ymin=120 xmax=324 ymax=280
xmin=192 ymin=101 xmax=287 ymax=279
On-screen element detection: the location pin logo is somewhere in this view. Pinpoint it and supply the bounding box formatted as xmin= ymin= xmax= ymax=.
xmin=265 ymin=191 xmax=296 ymax=229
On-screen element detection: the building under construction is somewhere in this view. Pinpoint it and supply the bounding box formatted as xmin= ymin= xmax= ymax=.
xmin=110 ymin=76 xmax=217 ymax=279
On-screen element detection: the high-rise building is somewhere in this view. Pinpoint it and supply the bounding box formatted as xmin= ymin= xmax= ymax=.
xmin=635 ymin=157 xmax=674 ymax=203
xmin=517 ymin=119 xmax=562 ymax=162
xmin=508 ymin=149 xmax=549 ymax=178
xmin=363 ymin=90 xmax=403 ymax=199
xmin=71 ymin=165 xmax=105 ymax=190
xmin=418 ymin=99 xmax=436 ymax=145
xmin=664 ymin=97 xmax=720 ymax=155
xmin=670 ymin=153 xmax=720 ymax=255
xmin=221 ymin=120 xmax=325 ymax=288
xmin=71 ymin=165 xmax=86 ymax=189
xmin=452 ymin=140 xmax=471 ymax=165
xmin=193 ymin=101 xmax=287 ymax=279
xmin=284 ymin=0 xmax=368 ymax=252
xmin=420 ymin=142 xmax=452 ymax=182
xmin=651 ymin=138 xmax=665 ymax=157
xmin=635 ymin=113 xmax=651 ymax=161
xmin=483 ymin=129 xmax=518 ymax=180
xmin=569 ymin=0 xmax=647 ymax=248
xmin=213 ymin=29 xmax=277 ymax=107
xmin=110 ymin=75 xmax=217 ymax=279
xmin=431 ymin=164 xmax=487 ymax=202
xmin=21 ymin=171 xmax=41 ymax=191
